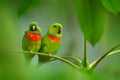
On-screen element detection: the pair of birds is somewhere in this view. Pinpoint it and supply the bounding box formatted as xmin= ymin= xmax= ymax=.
xmin=22 ymin=22 xmax=63 ymax=65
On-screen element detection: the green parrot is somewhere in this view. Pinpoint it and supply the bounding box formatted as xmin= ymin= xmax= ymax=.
xmin=22 ymin=22 xmax=42 ymax=65
xmin=38 ymin=23 xmax=63 ymax=64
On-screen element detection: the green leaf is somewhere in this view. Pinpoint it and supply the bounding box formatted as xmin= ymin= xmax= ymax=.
xmin=17 ymin=0 xmax=42 ymax=17
xmin=75 ymin=0 xmax=104 ymax=46
xmin=101 ymin=0 xmax=120 ymax=15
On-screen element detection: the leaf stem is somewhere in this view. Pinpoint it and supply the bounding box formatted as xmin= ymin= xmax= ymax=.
xmin=83 ymin=37 xmax=88 ymax=68
xmin=61 ymin=56 xmax=82 ymax=64
xmin=107 ymin=49 xmax=120 ymax=56
xmin=89 ymin=43 xmax=120 ymax=70
xmin=10 ymin=51 xmax=81 ymax=71
xmin=44 ymin=56 xmax=82 ymax=67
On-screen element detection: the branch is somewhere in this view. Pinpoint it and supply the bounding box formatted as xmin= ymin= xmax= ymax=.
xmin=10 ymin=51 xmax=81 ymax=71
xmin=89 ymin=43 xmax=120 ymax=70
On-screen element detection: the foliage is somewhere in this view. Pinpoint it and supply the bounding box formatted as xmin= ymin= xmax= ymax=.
xmin=1 ymin=0 xmax=120 ymax=80
xmin=16 ymin=0 xmax=120 ymax=71
xmin=17 ymin=0 xmax=43 ymax=17
xmin=75 ymin=0 xmax=104 ymax=46
xmin=101 ymin=0 xmax=120 ymax=15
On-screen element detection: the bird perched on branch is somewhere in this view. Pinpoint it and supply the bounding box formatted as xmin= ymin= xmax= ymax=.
xmin=38 ymin=23 xmax=63 ymax=64
xmin=22 ymin=22 xmax=42 ymax=65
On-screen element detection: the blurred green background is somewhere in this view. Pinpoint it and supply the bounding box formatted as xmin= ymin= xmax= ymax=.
xmin=0 ymin=0 xmax=120 ymax=80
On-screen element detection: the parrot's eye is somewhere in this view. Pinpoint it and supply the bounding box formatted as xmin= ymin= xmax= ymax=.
xmin=30 ymin=25 xmax=37 ymax=31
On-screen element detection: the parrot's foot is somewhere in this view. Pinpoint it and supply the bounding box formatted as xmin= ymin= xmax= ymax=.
xmin=29 ymin=50 xmax=33 ymax=55
xmin=48 ymin=53 xmax=52 ymax=57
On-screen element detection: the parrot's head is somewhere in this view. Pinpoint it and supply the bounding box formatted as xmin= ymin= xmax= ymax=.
xmin=47 ymin=23 xmax=63 ymax=38
xmin=27 ymin=22 xmax=42 ymax=33
xmin=25 ymin=21 xmax=42 ymax=41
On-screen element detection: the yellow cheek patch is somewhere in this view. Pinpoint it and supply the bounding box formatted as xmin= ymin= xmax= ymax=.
xmin=49 ymin=28 xmax=57 ymax=33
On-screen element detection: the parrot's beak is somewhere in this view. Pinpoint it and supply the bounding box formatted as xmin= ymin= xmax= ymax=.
xmin=57 ymin=28 xmax=62 ymax=34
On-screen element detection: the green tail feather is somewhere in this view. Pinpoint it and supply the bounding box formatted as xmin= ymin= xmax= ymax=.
xmin=24 ymin=52 xmax=35 ymax=66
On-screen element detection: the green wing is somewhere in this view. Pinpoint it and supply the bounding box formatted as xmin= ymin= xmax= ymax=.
xmin=40 ymin=35 xmax=60 ymax=55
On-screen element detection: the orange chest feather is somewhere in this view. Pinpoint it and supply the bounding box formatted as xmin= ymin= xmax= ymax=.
xmin=26 ymin=32 xmax=41 ymax=41
xmin=47 ymin=34 xmax=61 ymax=42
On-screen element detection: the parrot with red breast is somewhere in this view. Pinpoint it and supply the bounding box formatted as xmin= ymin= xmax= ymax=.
xmin=22 ymin=22 xmax=42 ymax=65
xmin=38 ymin=23 xmax=63 ymax=64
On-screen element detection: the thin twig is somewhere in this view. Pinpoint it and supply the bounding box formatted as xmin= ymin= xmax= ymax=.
xmin=89 ymin=43 xmax=120 ymax=70
xmin=107 ymin=50 xmax=120 ymax=56
xmin=61 ymin=56 xmax=82 ymax=63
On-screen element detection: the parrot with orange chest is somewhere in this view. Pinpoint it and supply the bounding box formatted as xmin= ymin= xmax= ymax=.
xmin=22 ymin=22 xmax=42 ymax=65
xmin=38 ymin=23 xmax=63 ymax=64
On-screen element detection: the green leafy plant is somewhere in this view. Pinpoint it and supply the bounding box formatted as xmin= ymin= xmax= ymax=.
xmin=101 ymin=0 xmax=120 ymax=15
xmin=17 ymin=0 xmax=43 ymax=17
xmin=16 ymin=0 xmax=120 ymax=73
